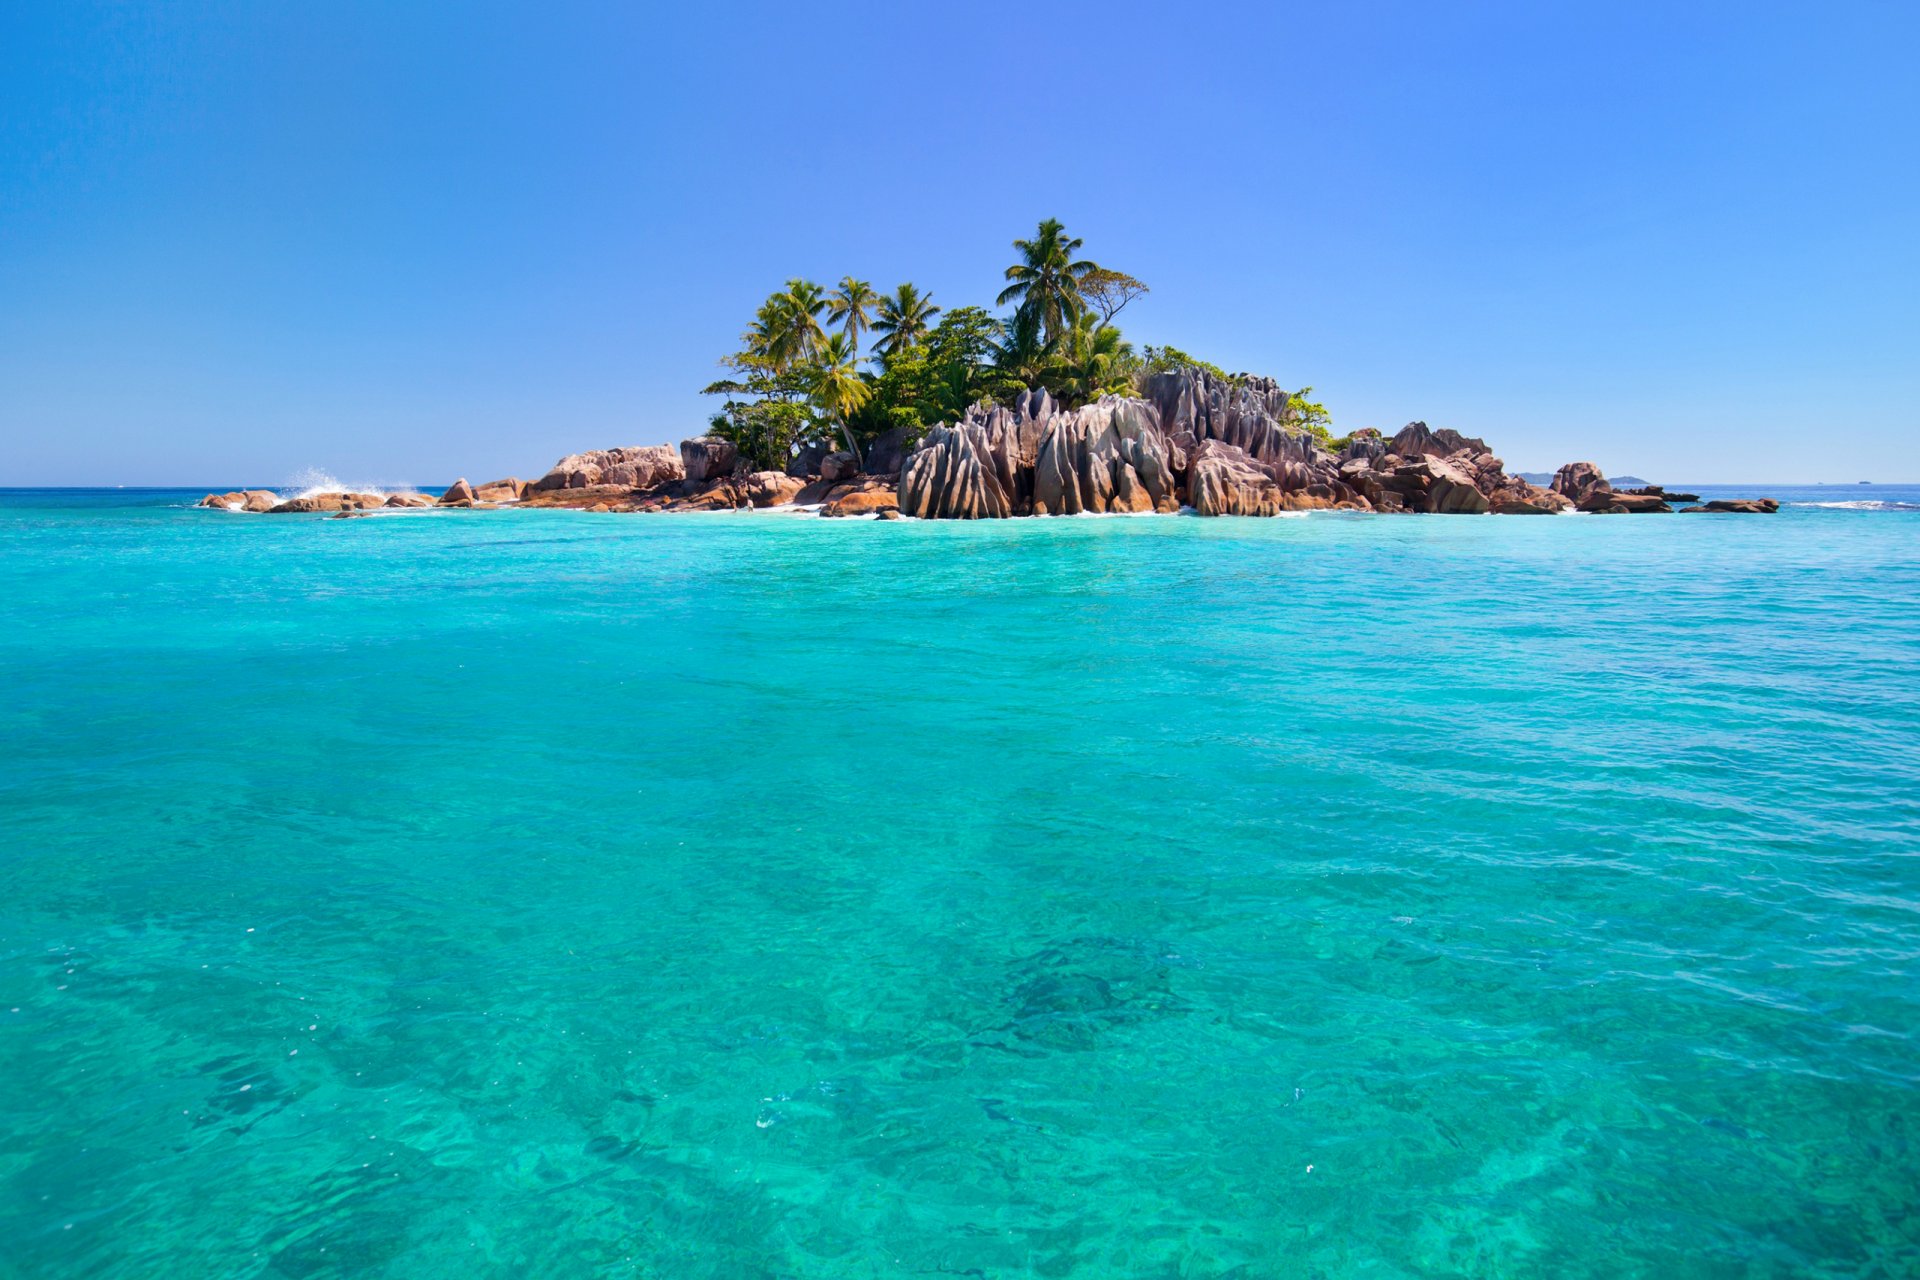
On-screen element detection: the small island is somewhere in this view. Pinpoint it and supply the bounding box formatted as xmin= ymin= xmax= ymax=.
xmin=200 ymin=219 xmax=1777 ymax=521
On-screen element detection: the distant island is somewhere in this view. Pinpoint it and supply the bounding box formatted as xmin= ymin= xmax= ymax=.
xmin=200 ymin=219 xmax=1778 ymax=520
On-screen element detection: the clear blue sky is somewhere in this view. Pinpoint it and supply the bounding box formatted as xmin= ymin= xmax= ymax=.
xmin=3 ymin=1 xmax=1915 ymax=486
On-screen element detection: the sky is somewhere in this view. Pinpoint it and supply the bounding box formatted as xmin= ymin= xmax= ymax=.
xmin=2 ymin=1 xmax=1916 ymax=487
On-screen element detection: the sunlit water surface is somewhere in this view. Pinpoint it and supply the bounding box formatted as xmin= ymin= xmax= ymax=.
xmin=2 ymin=487 xmax=1917 ymax=1278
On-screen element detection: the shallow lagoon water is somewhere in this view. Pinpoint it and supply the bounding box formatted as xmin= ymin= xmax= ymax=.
xmin=2 ymin=488 xmax=1918 ymax=1277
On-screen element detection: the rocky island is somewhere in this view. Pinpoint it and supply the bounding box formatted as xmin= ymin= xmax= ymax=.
xmin=198 ymin=365 xmax=1776 ymax=521
xmin=199 ymin=220 xmax=1777 ymax=522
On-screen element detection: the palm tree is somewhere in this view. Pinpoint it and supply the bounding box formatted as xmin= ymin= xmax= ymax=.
xmin=750 ymin=278 xmax=828 ymax=371
xmin=826 ymin=277 xmax=879 ymax=356
xmin=996 ymin=218 xmax=1098 ymax=344
xmin=1058 ymin=313 xmax=1134 ymax=407
xmin=811 ymin=331 xmax=872 ymax=460
xmin=991 ymin=307 xmax=1055 ymax=389
xmin=869 ymin=283 xmax=941 ymax=365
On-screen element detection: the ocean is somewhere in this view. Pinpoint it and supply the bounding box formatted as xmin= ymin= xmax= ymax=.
xmin=2 ymin=486 xmax=1917 ymax=1277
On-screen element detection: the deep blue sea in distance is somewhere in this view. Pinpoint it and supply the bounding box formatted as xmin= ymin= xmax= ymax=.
xmin=2 ymin=485 xmax=1917 ymax=1278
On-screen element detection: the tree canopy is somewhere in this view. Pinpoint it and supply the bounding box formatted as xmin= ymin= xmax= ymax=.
xmin=702 ymin=219 xmax=1336 ymax=470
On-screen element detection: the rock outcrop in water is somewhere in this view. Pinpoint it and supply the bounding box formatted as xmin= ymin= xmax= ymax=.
xmin=534 ymin=445 xmax=683 ymax=491
xmin=200 ymin=364 xmax=1778 ymax=519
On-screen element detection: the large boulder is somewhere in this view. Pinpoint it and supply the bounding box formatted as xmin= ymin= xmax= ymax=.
xmin=678 ymin=437 xmax=738 ymax=485
xmin=1550 ymin=462 xmax=1610 ymax=504
xmin=862 ymin=426 xmax=914 ymax=477
xmin=384 ymin=492 xmax=436 ymax=508
xmin=267 ymin=492 xmax=385 ymax=513
xmin=1488 ymin=478 xmax=1573 ymax=514
xmin=439 ymin=478 xmax=476 ymax=505
xmin=472 ymin=478 xmax=525 ymax=503
xmin=534 ymin=445 xmax=683 ymax=491
xmin=198 ymin=490 xmax=279 ymax=512
xmin=820 ymin=478 xmax=899 ymax=518
xmin=738 ymin=471 xmax=806 ymax=508
xmin=1579 ymin=489 xmax=1670 ymax=514
xmin=663 ymin=479 xmax=743 ymax=512
xmin=1416 ymin=456 xmax=1491 ymax=513
xmin=1388 ymin=421 xmax=1491 ymax=461
xmin=819 ymin=450 xmax=859 ymax=483
xmin=786 ymin=442 xmax=828 ymax=478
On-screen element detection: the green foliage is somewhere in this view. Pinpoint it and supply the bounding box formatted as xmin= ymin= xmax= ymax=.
xmin=1286 ymin=386 xmax=1335 ymax=450
xmin=1134 ymin=345 xmax=1234 ymax=385
xmin=705 ymin=399 xmax=815 ymax=471
xmin=1054 ymin=313 xmax=1135 ymax=407
xmin=1079 ymin=267 xmax=1148 ymax=323
xmin=706 ymin=224 xmax=1339 ymax=468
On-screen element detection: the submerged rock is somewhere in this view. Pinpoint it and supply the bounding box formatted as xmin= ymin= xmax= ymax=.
xmin=1681 ymin=498 xmax=1780 ymax=514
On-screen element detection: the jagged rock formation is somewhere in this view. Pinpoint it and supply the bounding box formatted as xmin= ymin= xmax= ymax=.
xmin=1187 ymin=441 xmax=1286 ymax=516
xmin=534 ymin=445 xmax=682 ymax=491
xmin=898 ymin=423 xmax=1013 ymax=519
xmin=209 ymin=367 xmax=1777 ymax=520
xmin=1033 ymin=397 xmax=1181 ymax=515
xmin=894 ymin=371 xmax=1610 ymax=521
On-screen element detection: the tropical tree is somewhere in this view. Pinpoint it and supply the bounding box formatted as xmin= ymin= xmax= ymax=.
xmin=1056 ymin=313 xmax=1134 ymax=407
xmin=811 ymin=331 xmax=873 ymax=460
xmin=750 ymin=278 xmax=829 ymax=370
xmin=869 ymin=283 xmax=941 ymax=365
xmin=826 ymin=277 xmax=879 ymax=356
xmin=991 ymin=306 xmax=1056 ymax=389
xmin=1079 ymin=268 xmax=1149 ymax=324
xmin=996 ymin=217 xmax=1098 ymax=344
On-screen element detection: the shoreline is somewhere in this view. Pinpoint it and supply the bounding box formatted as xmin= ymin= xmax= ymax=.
xmin=197 ymin=365 xmax=1783 ymax=521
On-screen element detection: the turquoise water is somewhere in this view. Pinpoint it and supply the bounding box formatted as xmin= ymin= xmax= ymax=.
xmin=2 ymin=488 xmax=1918 ymax=1278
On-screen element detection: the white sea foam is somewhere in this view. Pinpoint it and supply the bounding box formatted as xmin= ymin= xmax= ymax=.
xmin=279 ymin=467 xmax=431 ymax=502
xmin=1791 ymin=500 xmax=1919 ymax=511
